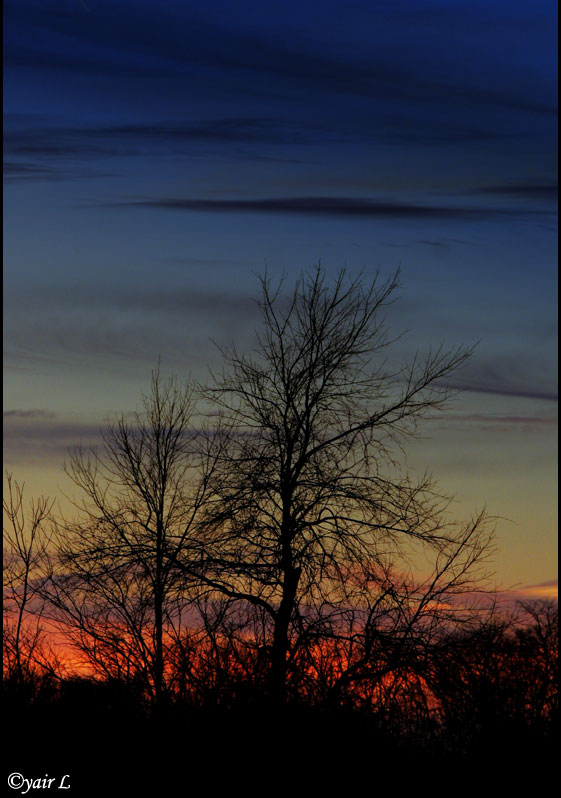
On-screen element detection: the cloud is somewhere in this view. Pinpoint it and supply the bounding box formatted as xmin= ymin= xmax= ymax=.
xmin=3 ymin=159 xmax=120 ymax=182
xmin=4 ymin=1 xmax=556 ymax=188
xmin=3 ymin=117 xmax=306 ymax=159
xmin=456 ymin=582 xmax=558 ymax=614
xmin=3 ymin=411 xmax=205 ymax=468
xmin=4 ymin=409 xmax=57 ymax=420
xmin=446 ymin=381 xmax=558 ymax=404
xmin=504 ymin=580 xmax=558 ymax=603
xmin=414 ymin=239 xmax=449 ymax=249
xmin=7 ymin=282 xmax=259 ymax=319
xmin=3 ymin=414 xmax=105 ymax=466
xmin=102 ymin=195 xmax=553 ymax=221
xmin=5 ymin=1 xmax=556 ymax=118
xmin=3 ymin=322 xmax=213 ymax=376
xmin=3 ymin=161 xmax=58 ymax=178
xmin=438 ymin=348 xmax=558 ymax=404
xmin=2 ymin=116 xmax=310 ymax=180
xmin=2 ymin=115 xmax=521 ymax=177
xmin=5 ymin=279 xmax=556 ymax=407
xmin=440 ymin=413 xmax=557 ymax=429
xmin=3 ymin=283 xmax=263 ymax=380
xmin=468 ymin=183 xmax=558 ymax=200
xmin=366 ymin=120 xmax=530 ymax=146
xmin=3 ymin=114 xmax=545 ymax=184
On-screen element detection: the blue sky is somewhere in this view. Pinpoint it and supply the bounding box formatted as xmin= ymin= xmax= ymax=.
xmin=3 ymin=0 xmax=557 ymax=590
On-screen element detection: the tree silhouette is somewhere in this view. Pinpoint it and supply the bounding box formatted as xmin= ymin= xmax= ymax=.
xmin=181 ymin=267 xmax=495 ymax=704
xmin=425 ymin=598 xmax=558 ymax=755
xmin=3 ymin=474 xmax=59 ymax=685
xmin=5 ymin=268 xmax=557 ymax=783
xmin=42 ymin=371 xmax=213 ymax=707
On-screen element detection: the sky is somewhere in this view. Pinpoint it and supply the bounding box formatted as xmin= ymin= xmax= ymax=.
xmin=3 ymin=0 xmax=557 ymax=595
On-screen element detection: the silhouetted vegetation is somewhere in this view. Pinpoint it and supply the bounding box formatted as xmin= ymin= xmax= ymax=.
xmin=4 ymin=598 xmax=557 ymax=792
xmin=4 ymin=268 xmax=557 ymax=789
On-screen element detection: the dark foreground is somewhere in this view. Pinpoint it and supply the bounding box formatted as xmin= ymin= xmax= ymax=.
xmin=5 ymin=684 xmax=557 ymax=796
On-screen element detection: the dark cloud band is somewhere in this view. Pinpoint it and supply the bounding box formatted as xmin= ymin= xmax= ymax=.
xmin=104 ymin=195 xmax=553 ymax=221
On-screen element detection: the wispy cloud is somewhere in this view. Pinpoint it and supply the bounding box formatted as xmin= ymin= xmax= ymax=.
xmin=3 ymin=284 xmax=262 ymax=378
xmin=446 ymin=381 xmax=558 ymax=403
xmin=6 ymin=283 xmax=259 ymax=319
xmin=442 ymin=350 xmax=558 ymax=404
xmin=504 ymin=580 xmax=558 ymax=603
xmin=4 ymin=409 xmax=57 ymax=420
xmin=3 ymin=161 xmax=58 ymax=179
xmin=3 ymin=413 xmax=105 ymax=466
xmin=3 ymin=117 xmax=306 ymax=159
xmin=3 ymin=159 xmax=120 ymax=183
xmin=3 ymin=0 xmax=556 ymax=191
xmin=101 ymin=195 xmax=553 ymax=222
xmin=439 ymin=413 xmax=557 ymax=429
xmin=3 ymin=115 xmax=529 ymax=180
xmin=3 ymin=411 xmax=205 ymax=468
xmin=5 ymin=1 xmax=556 ymax=117
xmin=467 ymin=183 xmax=558 ymax=200
xmin=4 ymin=278 xmax=556 ymax=407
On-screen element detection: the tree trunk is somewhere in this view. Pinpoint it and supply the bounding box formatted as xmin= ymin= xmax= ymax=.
xmin=153 ymin=518 xmax=165 ymax=710
xmin=154 ymin=586 xmax=164 ymax=708
xmin=270 ymin=564 xmax=300 ymax=705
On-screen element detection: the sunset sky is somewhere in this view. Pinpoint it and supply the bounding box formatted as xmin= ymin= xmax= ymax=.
xmin=3 ymin=0 xmax=557 ymax=595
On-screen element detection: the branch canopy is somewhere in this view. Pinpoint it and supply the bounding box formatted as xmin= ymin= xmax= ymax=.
xmin=195 ymin=266 xmax=489 ymax=637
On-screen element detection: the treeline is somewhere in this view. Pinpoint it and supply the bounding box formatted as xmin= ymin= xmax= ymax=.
xmin=3 ymin=268 xmax=557 ymax=773
xmin=4 ymin=598 xmax=558 ymax=743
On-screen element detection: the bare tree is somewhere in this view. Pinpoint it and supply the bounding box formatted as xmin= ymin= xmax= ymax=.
xmin=42 ymin=370 xmax=213 ymax=708
xmin=185 ymin=266 xmax=495 ymax=704
xmin=3 ymin=474 xmax=58 ymax=683
xmin=422 ymin=597 xmax=558 ymax=754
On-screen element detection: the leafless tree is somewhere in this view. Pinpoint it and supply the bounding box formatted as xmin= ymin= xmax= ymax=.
xmin=423 ymin=597 xmax=558 ymax=753
xmin=42 ymin=370 xmax=214 ymax=707
xmin=183 ymin=266 xmax=495 ymax=704
xmin=3 ymin=474 xmax=59 ymax=683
